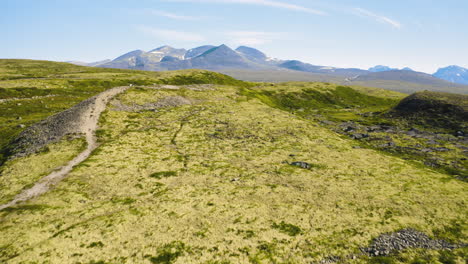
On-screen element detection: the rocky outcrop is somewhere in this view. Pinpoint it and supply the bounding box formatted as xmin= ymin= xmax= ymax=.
xmin=362 ymin=228 xmax=460 ymax=256
xmin=290 ymin=161 xmax=312 ymax=169
xmin=111 ymin=95 xmax=192 ymax=112
xmin=319 ymin=228 xmax=465 ymax=263
xmin=390 ymin=91 xmax=468 ymax=131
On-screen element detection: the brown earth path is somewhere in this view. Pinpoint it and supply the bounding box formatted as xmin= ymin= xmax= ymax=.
xmin=0 ymin=86 xmax=130 ymax=210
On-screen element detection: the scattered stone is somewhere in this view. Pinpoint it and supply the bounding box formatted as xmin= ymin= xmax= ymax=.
xmin=455 ymin=144 xmax=468 ymax=151
xmin=379 ymin=142 xmax=396 ymax=148
xmin=16 ymin=117 xmax=22 ymax=120
xmin=366 ymin=125 xmax=382 ymax=132
xmin=455 ymin=131 xmax=464 ymax=137
xmin=111 ymin=96 xmax=192 ymax=112
xmin=361 ymin=112 xmax=374 ymax=117
xmin=290 ymin=161 xmax=311 ymax=169
xmin=362 ymin=228 xmax=458 ymax=257
xmin=420 ymin=134 xmax=435 ymax=140
xmin=399 ymin=146 xmax=419 ymax=152
xmin=320 ymin=120 xmax=335 ymax=125
xmin=433 ymin=147 xmax=450 ymax=152
xmin=17 ymin=124 xmax=26 ymax=128
xmin=340 ymin=122 xmax=359 ymax=130
xmin=319 ymin=256 xmax=341 ymax=264
xmin=351 ymin=133 xmax=369 ymax=140
xmin=421 ymin=148 xmax=433 ymax=153
xmin=424 ymin=160 xmax=440 ymax=168
xmin=435 ymin=134 xmax=451 ymax=141
xmin=406 ymin=128 xmax=421 ymax=137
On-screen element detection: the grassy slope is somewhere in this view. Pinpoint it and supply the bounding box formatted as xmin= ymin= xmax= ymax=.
xmin=347 ymin=79 xmax=468 ymax=95
xmin=243 ymin=83 xmax=468 ymax=178
xmin=0 ymin=79 xmax=466 ymax=263
xmin=240 ymin=82 xmax=404 ymax=121
xmin=0 ymin=137 xmax=87 ymax=204
xmin=0 ymin=59 xmax=247 ymax=161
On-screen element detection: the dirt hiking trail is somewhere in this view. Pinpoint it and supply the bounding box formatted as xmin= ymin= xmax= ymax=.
xmin=0 ymin=86 xmax=129 ymax=211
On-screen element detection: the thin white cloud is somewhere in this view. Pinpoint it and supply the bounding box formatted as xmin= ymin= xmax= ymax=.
xmin=166 ymin=0 xmax=326 ymax=15
xmin=226 ymin=31 xmax=282 ymax=45
xmin=353 ymin=8 xmax=401 ymax=29
xmin=138 ymin=26 xmax=205 ymax=42
xmin=151 ymin=10 xmax=201 ymax=20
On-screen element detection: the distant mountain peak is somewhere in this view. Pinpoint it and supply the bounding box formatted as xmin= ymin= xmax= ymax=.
xmin=113 ymin=50 xmax=145 ymax=61
xmin=150 ymin=45 xmax=175 ymax=52
xmin=369 ymin=65 xmax=415 ymax=73
xmin=198 ymin=44 xmax=236 ymax=57
xmin=185 ymin=45 xmax=216 ymax=59
xmin=236 ymin=46 xmax=263 ymax=52
xmin=190 ymin=44 xmax=254 ymax=69
xmin=235 ymin=46 xmax=267 ymax=61
xmin=439 ymin=65 xmax=466 ymax=71
xmin=433 ymin=65 xmax=468 ymax=85
xmin=368 ymin=65 xmax=397 ymax=72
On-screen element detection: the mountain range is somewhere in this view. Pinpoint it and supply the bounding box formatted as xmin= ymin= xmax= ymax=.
xmin=74 ymin=44 xmax=468 ymax=93
xmin=368 ymin=65 xmax=414 ymax=72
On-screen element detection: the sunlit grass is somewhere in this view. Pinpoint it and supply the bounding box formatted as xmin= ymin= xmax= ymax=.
xmin=0 ymin=84 xmax=465 ymax=263
xmin=0 ymin=137 xmax=86 ymax=204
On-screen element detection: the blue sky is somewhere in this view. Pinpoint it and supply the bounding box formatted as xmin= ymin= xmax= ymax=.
xmin=2 ymin=0 xmax=468 ymax=73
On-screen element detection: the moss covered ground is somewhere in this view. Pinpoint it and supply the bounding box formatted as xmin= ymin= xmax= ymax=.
xmin=0 ymin=69 xmax=466 ymax=263
xmin=242 ymin=83 xmax=468 ymax=179
xmin=0 ymin=137 xmax=87 ymax=205
xmin=0 ymin=59 xmax=247 ymax=162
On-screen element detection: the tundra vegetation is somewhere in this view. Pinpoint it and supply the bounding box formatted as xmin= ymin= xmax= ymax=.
xmin=0 ymin=60 xmax=466 ymax=263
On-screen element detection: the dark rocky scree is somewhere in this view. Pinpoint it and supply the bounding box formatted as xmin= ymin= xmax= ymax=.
xmin=320 ymin=229 xmax=465 ymax=263
xmin=362 ymin=228 xmax=460 ymax=257
xmin=389 ymin=92 xmax=468 ymax=132
xmin=323 ymin=120 xmax=468 ymax=178
xmin=111 ymin=96 xmax=192 ymax=112
xmin=5 ymin=95 xmax=98 ymax=159
xmin=393 ymin=95 xmax=466 ymax=118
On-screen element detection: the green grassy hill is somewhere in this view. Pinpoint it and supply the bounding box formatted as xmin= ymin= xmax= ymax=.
xmin=0 ymin=60 xmax=466 ymax=263
xmin=0 ymin=59 xmax=246 ymax=161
